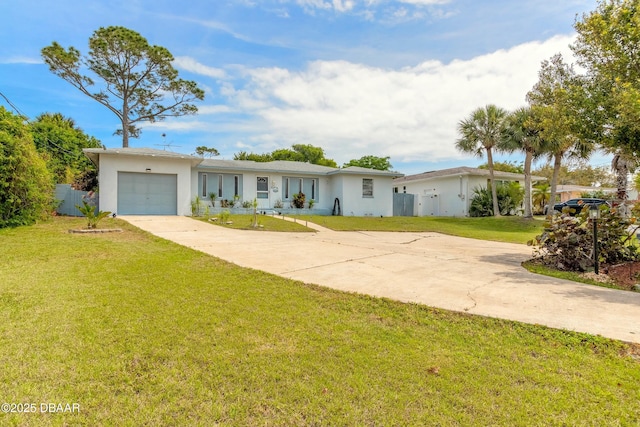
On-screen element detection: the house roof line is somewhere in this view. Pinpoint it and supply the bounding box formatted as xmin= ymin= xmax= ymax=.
xmin=83 ymin=147 xmax=203 ymax=167
xmin=556 ymin=185 xmax=617 ymax=193
xmin=197 ymin=163 xmax=332 ymax=176
xmin=327 ymin=166 xmax=404 ymax=177
xmin=82 ymin=148 xmax=396 ymax=178
xmin=198 ymin=159 xmax=338 ymax=175
xmin=393 ymin=166 xmax=545 ymax=184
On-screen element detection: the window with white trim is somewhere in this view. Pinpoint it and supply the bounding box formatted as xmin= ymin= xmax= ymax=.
xmin=218 ymin=175 xmax=223 ymax=198
xmin=234 ymin=175 xmax=239 ymax=197
xmin=201 ymin=174 xmax=208 ymax=197
xmin=362 ymin=178 xmax=373 ymax=197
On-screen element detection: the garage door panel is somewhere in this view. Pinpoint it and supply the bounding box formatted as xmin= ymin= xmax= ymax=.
xmin=118 ymin=172 xmax=177 ymax=215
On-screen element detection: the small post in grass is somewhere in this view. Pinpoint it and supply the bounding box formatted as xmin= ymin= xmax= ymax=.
xmin=589 ymin=204 xmax=600 ymax=275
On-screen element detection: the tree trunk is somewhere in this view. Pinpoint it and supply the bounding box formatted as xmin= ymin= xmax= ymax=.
xmin=548 ymin=152 xmax=562 ymax=216
xmin=523 ymin=149 xmax=533 ymax=218
xmin=122 ymin=103 xmax=129 ymax=148
xmin=612 ymin=152 xmax=630 ymax=217
xmin=486 ymin=148 xmax=501 ymax=217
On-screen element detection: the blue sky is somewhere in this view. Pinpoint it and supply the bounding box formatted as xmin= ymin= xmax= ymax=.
xmin=1 ymin=0 xmax=604 ymax=174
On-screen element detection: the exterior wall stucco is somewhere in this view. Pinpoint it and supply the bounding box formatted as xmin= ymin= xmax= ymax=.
xmin=397 ymin=174 xmax=525 ymax=217
xmin=190 ymin=171 xmax=394 ymax=216
xmin=193 ymin=170 xmax=336 ymax=211
xmin=99 ymin=154 xmax=193 ymax=216
xmin=402 ymin=176 xmax=468 ymax=217
xmin=339 ymin=174 xmax=394 ymax=216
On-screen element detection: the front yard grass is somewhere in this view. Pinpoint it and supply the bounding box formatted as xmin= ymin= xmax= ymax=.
xmin=197 ymin=213 xmax=315 ymax=232
xmin=296 ymin=215 xmax=544 ymax=244
xmin=0 ymin=217 xmax=638 ymax=425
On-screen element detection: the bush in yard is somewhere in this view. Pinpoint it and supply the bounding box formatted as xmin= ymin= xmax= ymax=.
xmin=293 ymin=192 xmax=306 ymax=209
xmin=469 ymin=186 xmax=493 ymax=217
xmin=528 ymin=205 xmax=640 ymax=271
xmin=469 ymin=182 xmax=524 ymax=217
xmin=191 ymin=195 xmax=203 ymax=217
xmin=0 ymin=107 xmax=53 ymax=228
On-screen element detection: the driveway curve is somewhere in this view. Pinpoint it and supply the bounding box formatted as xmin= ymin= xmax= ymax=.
xmin=122 ymin=215 xmax=640 ymax=344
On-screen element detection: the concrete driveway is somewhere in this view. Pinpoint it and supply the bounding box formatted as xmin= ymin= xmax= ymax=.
xmin=122 ymin=215 xmax=640 ymax=344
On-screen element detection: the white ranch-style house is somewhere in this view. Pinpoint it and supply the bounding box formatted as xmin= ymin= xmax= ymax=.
xmin=84 ymin=148 xmax=403 ymax=217
xmin=392 ymin=166 xmax=545 ymax=217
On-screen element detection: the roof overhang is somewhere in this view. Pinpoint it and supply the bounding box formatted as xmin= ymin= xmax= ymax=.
xmin=327 ymin=167 xmax=404 ymax=178
xmin=83 ymin=148 xmax=204 ymax=167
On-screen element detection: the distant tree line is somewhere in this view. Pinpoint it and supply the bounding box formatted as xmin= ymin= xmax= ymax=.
xmin=234 ymin=145 xmax=393 ymax=171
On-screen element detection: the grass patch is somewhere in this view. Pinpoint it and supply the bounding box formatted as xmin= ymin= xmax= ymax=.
xmin=296 ymin=215 xmax=544 ymax=244
xmin=522 ymin=259 xmax=635 ymax=292
xmin=0 ymin=217 xmax=638 ymax=425
xmin=198 ymin=214 xmax=315 ymax=232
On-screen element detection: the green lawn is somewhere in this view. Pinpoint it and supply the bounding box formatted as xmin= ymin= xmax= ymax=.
xmin=197 ymin=213 xmax=315 ymax=232
xmin=0 ymin=217 xmax=638 ymax=425
xmin=296 ymin=215 xmax=544 ymax=244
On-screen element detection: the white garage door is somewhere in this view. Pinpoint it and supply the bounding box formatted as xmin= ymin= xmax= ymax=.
xmin=117 ymin=172 xmax=177 ymax=215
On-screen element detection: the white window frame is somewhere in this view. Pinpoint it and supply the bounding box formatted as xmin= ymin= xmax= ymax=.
xmin=362 ymin=178 xmax=374 ymax=198
xmin=201 ymin=174 xmax=208 ymax=198
xmin=218 ymin=174 xmax=223 ymax=198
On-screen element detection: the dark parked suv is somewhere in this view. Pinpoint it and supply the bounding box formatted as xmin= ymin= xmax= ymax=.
xmin=551 ymin=198 xmax=609 ymax=215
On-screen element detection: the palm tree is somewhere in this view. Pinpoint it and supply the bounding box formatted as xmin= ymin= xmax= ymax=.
xmin=532 ymin=182 xmax=551 ymax=214
xmin=501 ymin=107 xmax=546 ymax=218
xmin=456 ymin=104 xmax=508 ymax=217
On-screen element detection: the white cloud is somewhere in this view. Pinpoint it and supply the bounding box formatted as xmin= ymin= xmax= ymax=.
xmin=291 ymin=0 xmax=444 ymax=15
xmin=333 ymin=0 xmax=356 ymax=11
xmin=173 ymin=56 xmax=226 ymax=79
xmin=225 ymin=35 xmax=576 ymax=164
xmin=398 ymin=0 xmax=450 ymax=5
xmin=1 ymin=56 xmax=42 ymax=64
xmin=197 ymin=105 xmax=234 ymax=114
xmin=295 ymin=0 xmax=332 ymax=12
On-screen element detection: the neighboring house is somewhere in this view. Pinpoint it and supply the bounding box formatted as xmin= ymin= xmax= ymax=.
xmin=83 ymin=148 xmax=403 ymax=216
xmin=392 ymin=166 xmax=545 ymax=217
xmin=555 ymin=185 xmax=638 ymax=202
